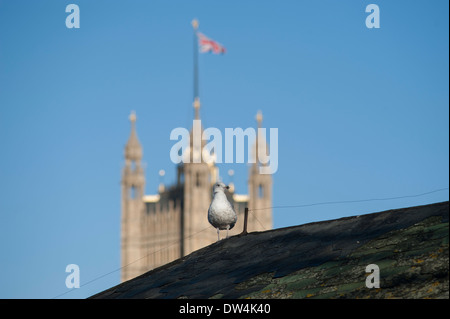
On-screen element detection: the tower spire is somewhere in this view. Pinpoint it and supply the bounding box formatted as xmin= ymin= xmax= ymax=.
xmin=256 ymin=110 xmax=263 ymax=129
xmin=125 ymin=110 xmax=142 ymax=162
xmin=253 ymin=110 xmax=263 ymax=168
xmin=193 ymin=97 xmax=200 ymax=120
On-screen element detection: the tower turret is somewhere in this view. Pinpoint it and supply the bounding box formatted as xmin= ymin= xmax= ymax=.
xmin=121 ymin=111 xmax=146 ymax=282
xmin=248 ymin=110 xmax=273 ymax=231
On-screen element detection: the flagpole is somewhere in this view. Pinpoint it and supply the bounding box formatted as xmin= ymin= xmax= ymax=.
xmin=192 ymin=19 xmax=200 ymax=120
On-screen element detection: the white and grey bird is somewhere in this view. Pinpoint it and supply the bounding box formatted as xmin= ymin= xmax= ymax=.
xmin=208 ymin=182 xmax=237 ymax=241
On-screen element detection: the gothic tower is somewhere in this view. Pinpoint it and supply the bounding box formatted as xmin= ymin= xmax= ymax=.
xmin=179 ymin=97 xmax=219 ymax=256
xmin=121 ymin=111 xmax=146 ymax=282
xmin=248 ymin=111 xmax=273 ymax=231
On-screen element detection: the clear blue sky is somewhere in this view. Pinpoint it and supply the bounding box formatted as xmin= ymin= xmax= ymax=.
xmin=0 ymin=0 xmax=448 ymax=299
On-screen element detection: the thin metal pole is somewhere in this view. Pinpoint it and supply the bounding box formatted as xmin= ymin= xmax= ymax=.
xmin=241 ymin=207 xmax=249 ymax=236
xmin=192 ymin=19 xmax=199 ymax=120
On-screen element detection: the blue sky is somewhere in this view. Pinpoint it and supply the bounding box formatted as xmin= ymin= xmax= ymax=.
xmin=0 ymin=0 xmax=448 ymax=298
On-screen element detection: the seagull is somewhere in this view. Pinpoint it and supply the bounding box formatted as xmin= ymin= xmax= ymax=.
xmin=208 ymin=182 xmax=237 ymax=241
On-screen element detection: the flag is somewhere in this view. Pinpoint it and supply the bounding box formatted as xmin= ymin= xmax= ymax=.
xmin=197 ymin=32 xmax=226 ymax=54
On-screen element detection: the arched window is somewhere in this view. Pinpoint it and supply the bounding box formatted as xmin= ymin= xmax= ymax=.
xmin=129 ymin=185 xmax=136 ymax=199
xmin=258 ymin=184 xmax=264 ymax=198
xmin=196 ymin=172 xmax=201 ymax=188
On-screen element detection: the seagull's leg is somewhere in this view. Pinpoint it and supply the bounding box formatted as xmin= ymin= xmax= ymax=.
xmin=217 ymin=228 xmax=220 ymax=241
xmin=226 ymin=225 xmax=230 ymax=239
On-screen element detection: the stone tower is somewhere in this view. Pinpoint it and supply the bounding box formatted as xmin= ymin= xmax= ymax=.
xmin=180 ymin=97 xmax=220 ymax=256
xmin=248 ymin=111 xmax=273 ymax=232
xmin=121 ymin=111 xmax=146 ymax=281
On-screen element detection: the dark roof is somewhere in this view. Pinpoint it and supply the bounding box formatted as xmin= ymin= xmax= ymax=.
xmin=91 ymin=201 xmax=449 ymax=299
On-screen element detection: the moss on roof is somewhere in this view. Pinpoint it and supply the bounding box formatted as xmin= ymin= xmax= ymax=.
xmin=241 ymin=215 xmax=448 ymax=299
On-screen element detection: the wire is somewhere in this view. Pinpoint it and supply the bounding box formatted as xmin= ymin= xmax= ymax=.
xmin=248 ymin=209 xmax=267 ymax=231
xmin=52 ymin=225 xmax=212 ymax=299
xmin=249 ymin=187 xmax=449 ymax=212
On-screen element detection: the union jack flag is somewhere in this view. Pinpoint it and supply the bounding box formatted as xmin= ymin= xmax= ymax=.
xmin=197 ymin=32 xmax=226 ymax=54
